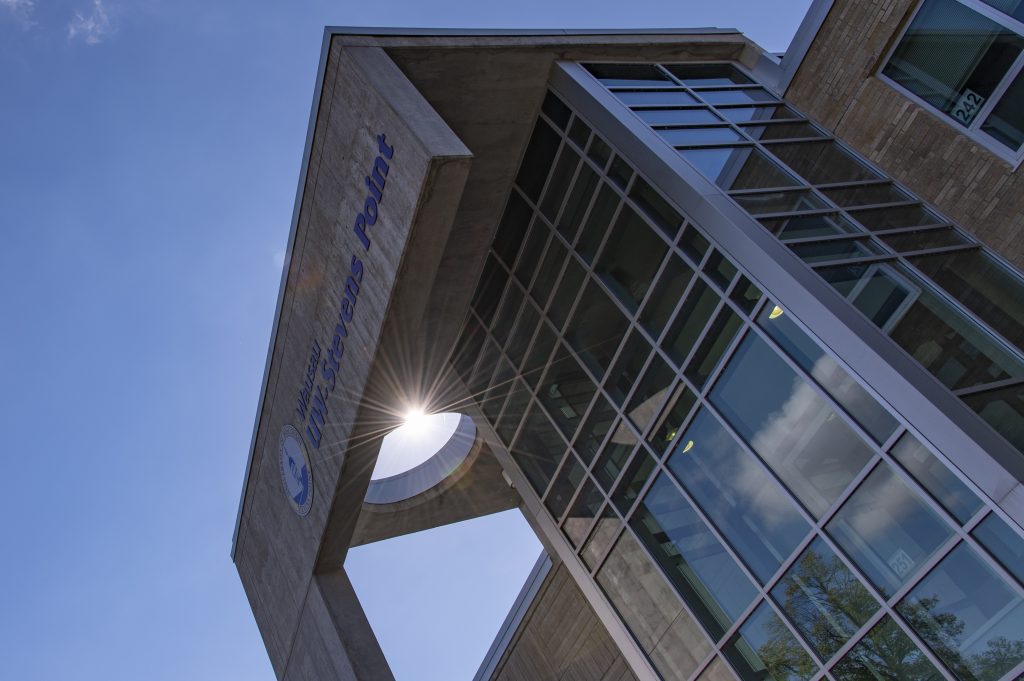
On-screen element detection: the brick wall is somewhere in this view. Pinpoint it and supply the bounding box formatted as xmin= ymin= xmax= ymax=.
xmin=786 ymin=0 xmax=1024 ymax=267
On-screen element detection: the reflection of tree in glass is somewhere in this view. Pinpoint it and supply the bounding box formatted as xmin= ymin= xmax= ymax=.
xmin=900 ymin=596 xmax=1024 ymax=681
xmin=773 ymin=542 xmax=878 ymax=660
xmin=752 ymin=621 xmax=818 ymax=681
xmin=832 ymin=616 xmax=941 ymax=681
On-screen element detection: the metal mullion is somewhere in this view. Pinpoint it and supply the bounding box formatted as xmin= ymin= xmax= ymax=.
xmin=781 ymin=232 xmax=872 ymax=246
xmin=694 ymin=317 xmax=754 ymax=400
xmin=653 ymin=122 xmax=734 ymax=131
xmin=890 ymin=243 xmax=978 ymax=258
xmin=580 ymin=499 xmax=627 ymax=575
xmin=540 ymin=448 xmax=585 ymax=507
xmin=1000 ymin=658 xmax=1024 ymax=681
xmin=954 ymin=375 xmax=1024 ymax=397
xmin=630 ymin=104 xmax=714 ymax=113
xmin=843 ymin=199 xmax=925 ymax=213
xmin=686 ymin=651 xmax=720 ymax=681
xmin=664 ymin=295 xmax=734 ymax=374
xmin=757 ymin=135 xmax=836 ymax=145
xmin=808 ymin=253 xmax=896 ymax=269
xmin=547 ymin=137 xmax=590 ymax=231
xmin=557 ymin=469 xmax=602 ymax=531
xmin=755 ymin=207 xmax=842 ymax=220
xmin=688 ymin=83 xmax=767 ymax=92
xmin=813 ymin=178 xmax=891 ymax=190
xmin=862 ymin=222 xmax=954 ymax=237
xmin=726 ymin=183 xmax=813 ymax=196
xmin=607 ymin=85 xmax=691 ymax=92
xmin=605 ymin=441 xmax=661 ymax=522
xmin=759 ymin=584 xmax=831 ymax=671
xmin=969 ymin=41 xmax=1024 ymax=136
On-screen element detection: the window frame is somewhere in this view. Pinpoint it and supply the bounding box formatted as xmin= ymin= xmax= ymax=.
xmin=878 ymin=0 xmax=1024 ymax=167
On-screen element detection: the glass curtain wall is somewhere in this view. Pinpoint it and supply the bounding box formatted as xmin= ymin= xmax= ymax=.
xmin=583 ymin=61 xmax=1024 ymax=457
xmin=450 ymin=87 xmax=1024 ymax=681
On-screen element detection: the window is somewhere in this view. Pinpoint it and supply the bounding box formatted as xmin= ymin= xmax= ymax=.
xmin=882 ymin=0 xmax=1024 ymax=160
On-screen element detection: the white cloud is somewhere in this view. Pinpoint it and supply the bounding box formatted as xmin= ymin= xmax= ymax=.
xmin=67 ymin=0 xmax=112 ymax=45
xmin=0 ymin=0 xmax=36 ymax=28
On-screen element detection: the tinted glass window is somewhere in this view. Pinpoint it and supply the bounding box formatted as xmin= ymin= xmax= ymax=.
xmin=722 ymin=601 xmax=817 ymax=681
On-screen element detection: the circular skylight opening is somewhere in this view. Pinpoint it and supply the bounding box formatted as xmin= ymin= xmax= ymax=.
xmin=365 ymin=412 xmax=477 ymax=505
xmin=372 ymin=411 xmax=462 ymax=480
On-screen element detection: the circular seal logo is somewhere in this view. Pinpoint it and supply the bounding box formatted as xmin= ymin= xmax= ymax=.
xmin=278 ymin=425 xmax=313 ymax=516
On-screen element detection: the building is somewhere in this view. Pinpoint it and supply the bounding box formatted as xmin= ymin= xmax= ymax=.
xmin=231 ymin=2 xmax=1024 ymax=680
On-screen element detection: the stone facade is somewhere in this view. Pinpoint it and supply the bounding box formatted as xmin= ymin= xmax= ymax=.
xmin=786 ymin=0 xmax=1024 ymax=267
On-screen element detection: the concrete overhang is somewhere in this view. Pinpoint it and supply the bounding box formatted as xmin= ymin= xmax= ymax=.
xmin=231 ymin=27 xmax=775 ymax=569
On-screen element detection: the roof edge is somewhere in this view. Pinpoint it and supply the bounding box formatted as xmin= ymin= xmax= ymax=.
xmin=323 ymin=26 xmax=740 ymax=37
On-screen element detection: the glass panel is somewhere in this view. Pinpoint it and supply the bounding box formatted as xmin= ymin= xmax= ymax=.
xmin=545 ymin=455 xmax=586 ymax=519
xmin=576 ymin=182 xmax=619 ymax=264
xmin=587 ymin=134 xmax=612 ymax=170
xmin=665 ymin=279 xmax=720 ymax=365
xmin=541 ymin=91 xmax=571 ymax=128
xmin=511 ymin=404 xmax=566 ymax=494
xmin=574 ymin=396 xmax=617 ymax=464
xmin=681 ymin=225 xmax=711 ymax=263
xmin=730 ymin=276 xmax=763 ymax=315
xmin=627 ymin=352 xmax=676 ymax=433
xmin=513 ymin=220 xmax=547 ymax=287
xmin=982 ymin=68 xmax=1024 ymax=149
xmin=823 ymin=183 xmax=911 ymax=208
xmin=717 ymin=104 xmax=802 ymax=123
xmin=506 ymin=301 xmax=539 ymax=369
xmin=889 ymin=433 xmax=981 ymax=524
xmin=595 ymin=205 xmax=668 ymax=311
xmin=980 ymin=0 xmax=1024 ymax=23
xmin=496 ymin=379 xmax=530 ymax=444
xmin=973 ymin=512 xmax=1024 ymax=586
xmin=629 ymin=176 xmax=683 ymax=237
xmin=516 ymin=119 xmax=562 ymax=201
xmin=712 ymin=333 xmax=877 ymax=516
xmin=530 ymin=238 xmax=566 ymax=311
xmin=768 ymin=141 xmax=882 ymax=184
xmin=564 ymin=279 xmax=629 ymax=379
xmin=682 ymin=146 xmax=801 ymax=190
xmin=667 ymin=63 xmax=753 ymax=86
xmin=494 ymin=191 xmax=532 ymax=267
xmin=705 ymin=249 xmax=739 ymax=290
xmin=963 ymin=382 xmax=1024 ymax=452
xmin=699 ymin=657 xmax=739 ymax=681
xmin=522 ymin=320 xmax=556 ymax=388
xmin=882 ymin=0 xmax=1024 ymax=128
xmin=849 ymin=205 xmax=944 ymax=231
xmin=640 ymin=255 xmax=694 ymax=339
xmin=772 ymin=537 xmax=880 ymax=661
xmin=482 ymin=357 xmax=513 ymax=423
xmin=472 ymin=254 xmax=508 ymax=327
xmin=631 ymin=473 xmax=759 ymax=640
xmin=537 ymin=343 xmax=596 ymax=441
xmin=586 ymin=62 xmax=671 ymax=86
xmin=898 ymin=543 xmax=1024 ymax=681
xmin=567 ymin=115 xmax=590 ymax=149
xmin=826 ymin=463 xmax=952 ymax=597
xmin=556 ymin=162 xmax=599 ymax=244
xmin=667 ymin=409 xmax=810 ymax=584
xmin=722 ymin=601 xmax=818 ymax=681
xmin=699 ymin=87 xmax=778 ymax=105
xmin=539 ymin=145 xmax=580 ymax=222
xmin=741 ymin=122 xmax=826 ymax=141
xmin=547 ymin=258 xmax=585 ymax=330
xmin=612 ymin=449 xmax=655 ymax=513
xmin=452 ymin=315 xmax=484 ymax=382
xmin=491 ymin=284 xmax=523 ymax=346
xmin=684 ymin=308 xmax=743 ymax=388
xmin=819 ymin=262 xmax=1024 ymax=391
xmin=605 ymin=330 xmax=653 ymax=406
xmin=615 ymin=89 xmax=701 ymax=107
xmin=597 ymin=531 xmax=713 ymax=678
xmin=581 ymin=504 xmax=620 ymax=570
xmin=594 ymin=420 xmax=639 ymax=492
xmin=910 ymin=249 xmax=1024 ymax=350
xmin=832 ymin=615 xmax=944 ymax=681
xmin=790 ymin=238 xmax=884 ymax=264
xmin=659 ymin=126 xmax=745 ymax=146
xmin=608 ymin=154 xmax=632 ymax=188
xmin=636 ymin=107 xmax=721 ymax=126
xmin=732 ymin=190 xmax=829 ymax=215
xmin=563 ymin=477 xmax=603 ymax=547
xmin=757 ymin=305 xmax=898 ymax=444
xmin=648 ymin=383 xmax=698 ymax=455
xmin=764 ymin=213 xmax=862 ymax=240
xmin=880 ymin=228 xmax=968 ymax=252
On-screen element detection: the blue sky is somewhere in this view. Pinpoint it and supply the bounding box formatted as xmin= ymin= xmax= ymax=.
xmin=0 ymin=1 xmax=810 ymax=679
